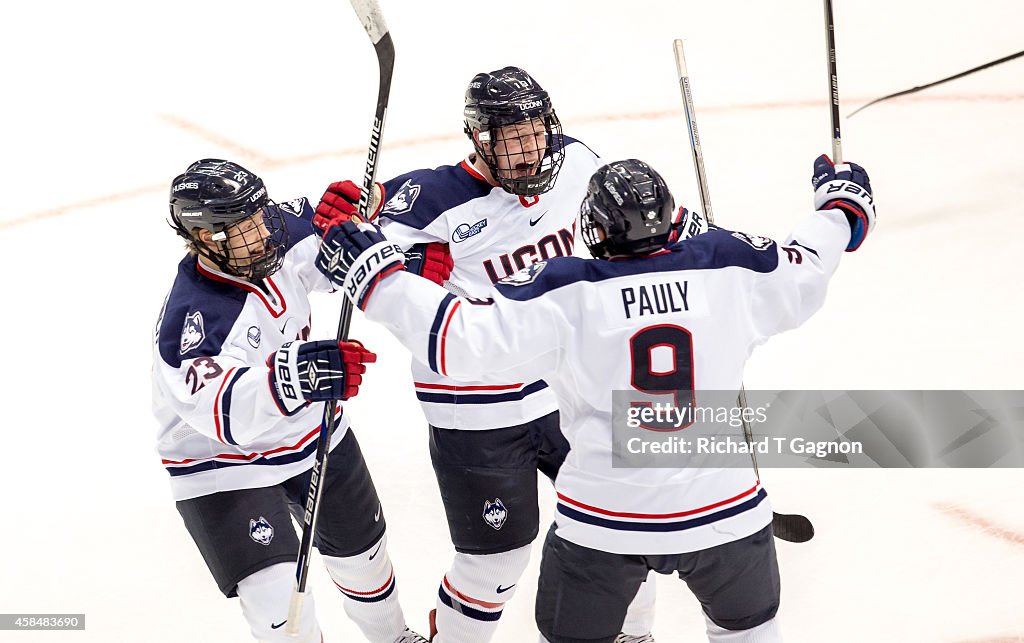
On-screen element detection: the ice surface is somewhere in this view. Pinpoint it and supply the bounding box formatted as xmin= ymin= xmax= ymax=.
xmin=1 ymin=0 xmax=1022 ymax=640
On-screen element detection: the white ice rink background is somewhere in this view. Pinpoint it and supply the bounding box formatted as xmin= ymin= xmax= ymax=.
xmin=1 ymin=0 xmax=1022 ymax=641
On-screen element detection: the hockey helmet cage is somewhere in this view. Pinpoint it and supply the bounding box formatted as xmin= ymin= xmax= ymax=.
xmin=463 ymin=66 xmax=565 ymax=197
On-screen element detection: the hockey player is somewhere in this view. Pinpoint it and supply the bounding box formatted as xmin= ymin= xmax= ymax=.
xmin=313 ymin=67 xmax=656 ymax=643
xmin=313 ymin=155 xmax=875 ymax=642
xmin=151 ymin=159 xmax=426 ymax=643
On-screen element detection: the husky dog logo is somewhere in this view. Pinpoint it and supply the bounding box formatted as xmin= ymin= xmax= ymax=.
xmin=180 ymin=311 xmax=206 ymax=354
xmin=499 ymin=261 xmax=547 ymax=287
xmin=483 ymin=498 xmax=508 ymax=531
xmin=731 ymin=231 xmax=774 ymax=251
xmin=381 ymin=179 xmax=421 ymax=216
xmin=279 ymin=197 xmax=307 ymax=216
xmin=249 ymin=516 xmax=274 ymax=546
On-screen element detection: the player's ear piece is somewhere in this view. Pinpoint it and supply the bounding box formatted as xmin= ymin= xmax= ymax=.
xmin=195 ymin=229 xmax=214 ymax=245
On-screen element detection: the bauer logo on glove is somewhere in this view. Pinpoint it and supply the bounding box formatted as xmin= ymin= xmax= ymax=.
xmin=316 ymin=220 xmax=406 ymax=310
xmin=811 ymin=154 xmax=876 ymax=252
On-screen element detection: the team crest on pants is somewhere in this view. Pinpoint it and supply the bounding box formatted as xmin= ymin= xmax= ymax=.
xmin=249 ymin=516 xmax=274 ymax=546
xmin=483 ymin=498 xmax=508 ymax=530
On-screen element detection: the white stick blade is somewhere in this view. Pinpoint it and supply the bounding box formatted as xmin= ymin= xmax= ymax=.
xmin=285 ymin=589 xmax=304 ymax=637
xmin=350 ymin=0 xmax=389 ymax=44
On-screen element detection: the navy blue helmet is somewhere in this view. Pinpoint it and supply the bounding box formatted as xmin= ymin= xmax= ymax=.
xmin=580 ymin=159 xmax=675 ymax=259
xmin=168 ymin=159 xmax=287 ymax=280
xmin=463 ymin=66 xmax=565 ymax=197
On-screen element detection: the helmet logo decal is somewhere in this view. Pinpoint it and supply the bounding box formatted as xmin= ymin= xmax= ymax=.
xmin=604 ymin=181 xmax=625 ymax=205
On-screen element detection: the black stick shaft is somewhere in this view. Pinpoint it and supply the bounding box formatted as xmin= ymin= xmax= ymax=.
xmin=848 ymin=49 xmax=1024 ymax=118
xmin=824 ymin=0 xmax=842 ymax=162
xmin=288 ymin=4 xmax=394 ymax=635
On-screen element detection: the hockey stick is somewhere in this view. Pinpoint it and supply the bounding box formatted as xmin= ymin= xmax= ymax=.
xmin=848 ymin=49 xmax=1024 ymax=118
xmin=286 ymin=0 xmax=394 ymax=635
xmin=823 ymin=0 xmax=842 ymax=162
xmin=673 ymin=39 xmax=814 ymax=544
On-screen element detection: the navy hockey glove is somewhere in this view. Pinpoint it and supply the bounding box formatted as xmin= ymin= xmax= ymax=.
xmin=316 ymin=220 xmax=406 ymax=309
xmin=269 ymin=339 xmax=377 ymax=414
xmin=811 ymin=154 xmax=876 ymax=251
xmin=405 ymin=242 xmax=453 ymax=286
xmin=667 ymin=207 xmax=709 ymax=245
xmin=312 ymin=180 xmax=384 ymax=235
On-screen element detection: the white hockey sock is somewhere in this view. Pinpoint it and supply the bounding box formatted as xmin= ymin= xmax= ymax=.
xmin=322 ymin=534 xmax=406 ymax=643
xmin=620 ymin=570 xmax=657 ymax=636
xmin=704 ymin=613 xmax=782 ymax=643
xmin=237 ymin=562 xmax=322 ymax=643
xmin=434 ymin=544 xmax=532 ymax=643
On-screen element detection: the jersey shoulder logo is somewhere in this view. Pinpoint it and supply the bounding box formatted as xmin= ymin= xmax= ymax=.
xmin=499 ymin=260 xmax=547 ymax=287
xmin=483 ymin=498 xmax=508 ymax=531
xmin=381 ymin=179 xmax=422 ymax=216
xmin=247 ymin=325 xmax=262 ymax=348
xmin=452 ymin=218 xmax=487 ymax=243
xmin=249 ymin=516 xmax=274 ymax=546
xmin=731 ymin=231 xmax=774 ymax=251
xmin=180 ymin=311 xmax=206 ymax=355
xmin=278 ymin=197 xmax=307 ymax=216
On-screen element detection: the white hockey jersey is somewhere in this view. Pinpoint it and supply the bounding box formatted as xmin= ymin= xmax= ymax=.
xmin=363 ymin=210 xmax=852 ymax=554
xmin=376 ymin=137 xmax=604 ymax=429
xmin=151 ymin=199 xmax=349 ymax=501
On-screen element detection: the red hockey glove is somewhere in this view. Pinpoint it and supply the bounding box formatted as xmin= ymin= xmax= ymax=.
xmin=338 ymin=340 xmax=377 ymax=399
xmin=407 ymin=242 xmax=454 ymax=285
xmin=268 ymin=339 xmax=378 ymax=414
xmin=313 ymin=180 xmax=384 ymax=235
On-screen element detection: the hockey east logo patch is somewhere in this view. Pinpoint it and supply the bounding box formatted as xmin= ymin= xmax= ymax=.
xmin=452 ymin=218 xmax=487 ymax=243
xmin=249 ymin=516 xmax=274 ymax=546
xmin=483 ymin=498 xmax=508 ymax=531
xmin=381 ymin=179 xmax=421 ymax=216
xmin=731 ymin=231 xmax=774 ymax=251
xmin=180 ymin=311 xmax=206 ymax=355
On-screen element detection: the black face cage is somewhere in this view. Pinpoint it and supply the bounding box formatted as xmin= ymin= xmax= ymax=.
xmin=580 ymin=200 xmax=611 ymax=259
xmin=477 ymin=112 xmax=565 ymax=197
xmin=172 ymin=203 xmax=288 ymax=281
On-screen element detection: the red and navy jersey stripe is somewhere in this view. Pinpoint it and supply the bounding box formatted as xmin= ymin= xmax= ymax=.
xmin=427 ymin=293 xmax=457 ymax=374
xmin=414 ymin=380 xmax=548 ymax=405
xmin=162 ymin=410 xmax=341 ymax=477
xmin=215 ymin=366 xmax=249 ymax=445
xmin=556 ymin=484 xmax=767 ymax=533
